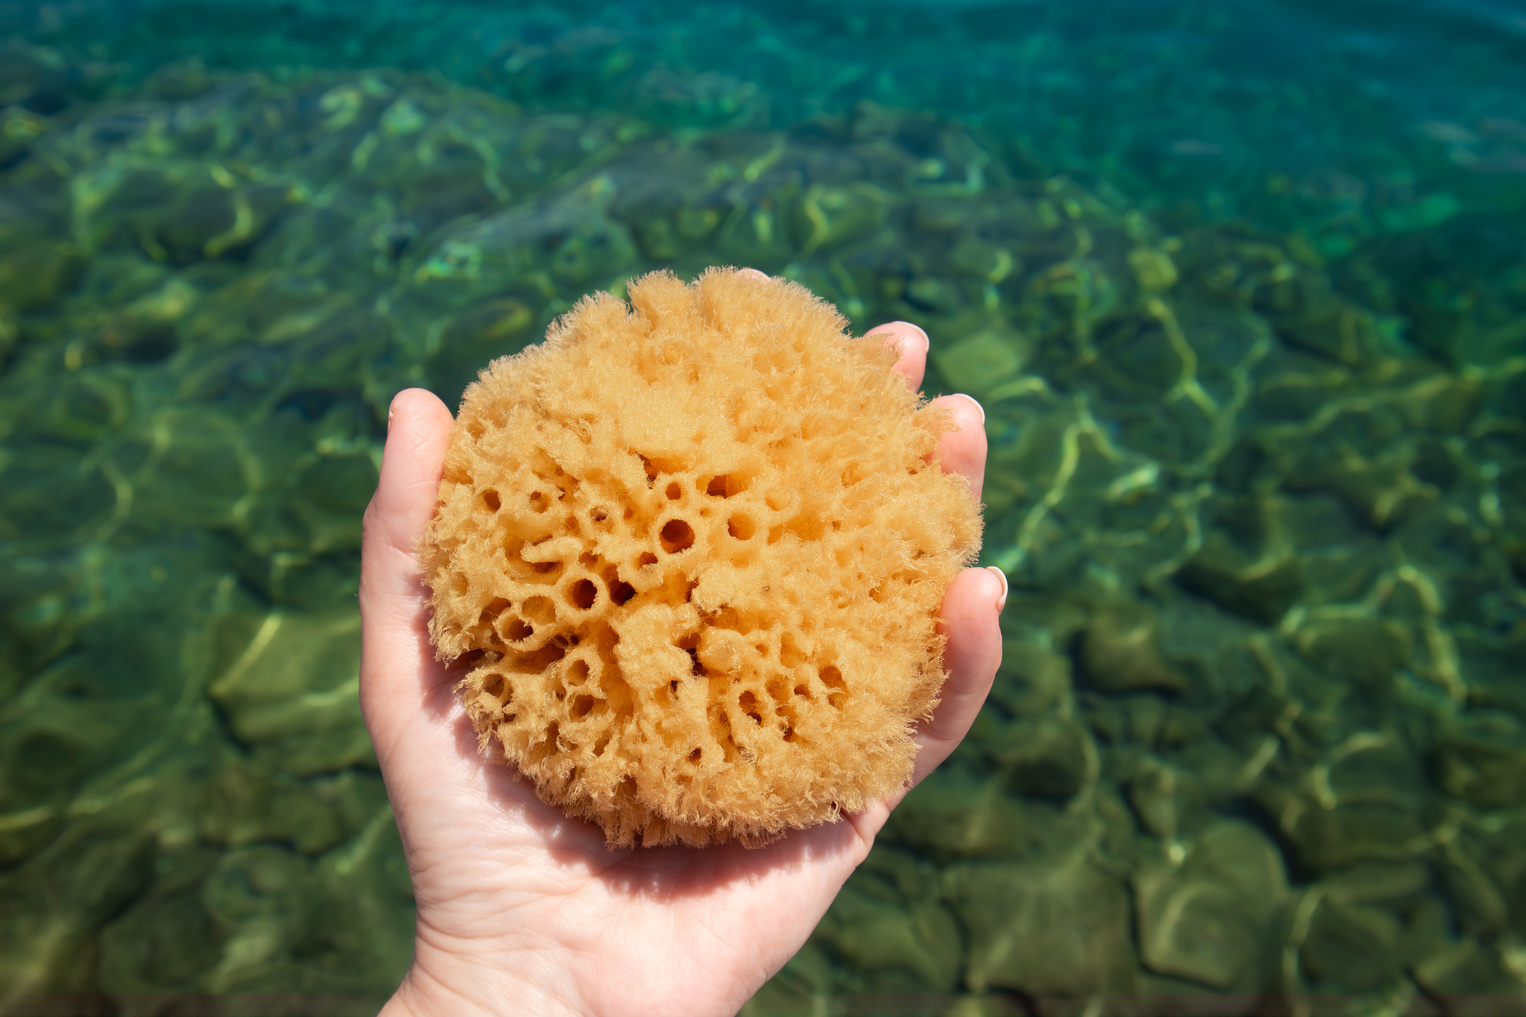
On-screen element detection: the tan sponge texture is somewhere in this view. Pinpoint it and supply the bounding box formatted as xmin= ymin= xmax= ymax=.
xmin=421 ymin=268 xmax=982 ymax=847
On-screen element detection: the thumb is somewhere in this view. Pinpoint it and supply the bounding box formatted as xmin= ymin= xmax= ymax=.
xmin=361 ymin=388 xmax=455 ymax=593
xmin=359 ymin=388 xmax=455 ymax=745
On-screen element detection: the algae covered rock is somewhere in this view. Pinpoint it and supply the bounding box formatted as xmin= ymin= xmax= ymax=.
xmin=1176 ymin=534 xmax=1304 ymax=625
xmin=812 ymin=851 xmax=963 ymax=993
xmin=1134 ymin=821 xmax=1288 ymax=991
xmin=198 ymin=763 xmax=349 ymax=854
xmin=948 ymin=855 xmax=1136 ymax=997
xmin=1080 ymin=600 xmax=1189 ymax=694
xmin=96 ymin=849 xmax=222 ymax=995
xmin=890 ymin=770 xmax=1099 ymax=864
xmin=207 ymin=609 xmax=375 ymax=776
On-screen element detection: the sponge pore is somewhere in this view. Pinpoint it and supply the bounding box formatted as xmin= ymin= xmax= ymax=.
xmin=421 ymin=268 xmax=982 ymax=847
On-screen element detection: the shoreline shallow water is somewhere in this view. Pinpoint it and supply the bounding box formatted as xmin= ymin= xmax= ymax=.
xmin=2 ymin=2 xmax=1525 ymax=1013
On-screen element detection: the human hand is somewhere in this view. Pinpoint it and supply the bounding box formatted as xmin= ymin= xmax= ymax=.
xmin=360 ymin=300 xmax=1005 ymax=1017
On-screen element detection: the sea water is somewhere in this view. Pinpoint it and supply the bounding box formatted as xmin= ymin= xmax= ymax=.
xmin=1 ymin=0 xmax=1524 ymax=1012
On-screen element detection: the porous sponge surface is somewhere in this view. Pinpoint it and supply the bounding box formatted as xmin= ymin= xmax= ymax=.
xmin=422 ymin=268 xmax=982 ymax=847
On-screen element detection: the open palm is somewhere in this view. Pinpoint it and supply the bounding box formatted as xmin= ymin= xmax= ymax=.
xmin=360 ymin=316 xmax=1005 ymax=1017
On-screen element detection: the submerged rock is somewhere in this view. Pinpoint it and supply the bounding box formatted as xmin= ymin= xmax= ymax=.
xmin=1080 ymin=600 xmax=1189 ymax=694
xmin=1133 ymin=821 xmax=1288 ymax=991
xmin=814 ymin=879 xmax=962 ymax=992
xmin=948 ymin=855 xmax=1136 ymax=998
xmin=1176 ymin=539 xmax=1304 ymax=626
xmin=207 ymin=609 xmax=374 ymax=776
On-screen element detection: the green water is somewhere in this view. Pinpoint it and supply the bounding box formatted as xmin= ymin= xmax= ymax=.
xmin=2 ymin=1 xmax=1526 ymax=1013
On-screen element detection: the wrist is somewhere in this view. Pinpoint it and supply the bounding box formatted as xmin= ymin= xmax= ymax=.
xmin=381 ymin=932 xmax=586 ymax=1017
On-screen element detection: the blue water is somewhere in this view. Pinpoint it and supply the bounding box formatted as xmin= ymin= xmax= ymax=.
xmin=20 ymin=0 xmax=1526 ymax=229
xmin=2 ymin=0 xmax=1525 ymax=1011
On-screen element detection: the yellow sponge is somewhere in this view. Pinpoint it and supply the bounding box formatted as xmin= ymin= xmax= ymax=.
xmin=421 ymin=268 xmax=982 ymax=847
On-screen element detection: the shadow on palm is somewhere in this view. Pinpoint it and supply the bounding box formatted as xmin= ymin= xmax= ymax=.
xmin=395 ymin=584 xmax=865 ymax=906
xmin=450 ymin=676 xmax=865 ymax=903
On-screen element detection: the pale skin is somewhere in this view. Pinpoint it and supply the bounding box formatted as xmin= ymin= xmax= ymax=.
xmin=360 ymin=274 xmax=1006 ymax=1017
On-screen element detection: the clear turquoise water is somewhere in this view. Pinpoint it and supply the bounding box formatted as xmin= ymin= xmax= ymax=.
xmin=2 ymin=1 xmax=1525 ymax=1012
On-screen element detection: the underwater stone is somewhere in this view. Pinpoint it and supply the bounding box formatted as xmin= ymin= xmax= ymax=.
xmin=199 ymin=845 xmax=311 ymax=992
xmin=1435 ymin=710 xmax=1526 ymax=808
xmin=0 ymin=729 xmax=83 ymax=865
xmin=787 ymin=183 xmax=890 ymax=254
xmin=713 ymin=202 xmax=794 ymax=268
xmin=1080 ymin=601 xmax=1188 ymax=694
xmin=1258 ymin=783 xmax=1427 ymax=872
xmin=1126 ymin=756 xmax=1202 ymax=840
xmin=1297 ymin=540 xmax=1387 ymax=609
xmin=0 ymin=798 xmax=60 ymax=869
xmin=890 ymin=773 xmax=1096 ymax=864
xmin=1121 ymin=696 xmax=1174 ymax=750
xmin=0 ymin=444 xmax=117 ymax=541
xmin=1437 ymin=839 xmax=1509 ymax=937
xmin=0 ymin=304 xmax=17 ymax=363
xmin=910 ymin=196 xmax=972 ymax=234
xmin=142 ymin=55 xmax=217 ymax=100
xmin=1321 ymin=860 xmax=1432 ymax=907
xmin=950 ymin=236 xmax=1018 ymax=283
xmin=988 ymin=639 xmax=1071 ymax=718
xmin=34 ymin=373 xmax=134 ymax=445
xmin=1294 ymin=617 xmax=1409 ymax=690
xmin=1277 ymin=304 xmax=1382 ymax=365
xmin=234 ymin=547 xmax=361 ymax=612
xmin=0 ymin=109 xmax=45 ymax=168
xmin=98 ymin=871 xmax=221 ymax=994
xmin=296 ymin=810 xmax=415 ymax=993
xmin=815 ymin=882 xmax=961 ymax=991
xmin=155 ymin=187 xmax=238 ymax=262
xmin=930 ymin=327 xmax=1027 ymax=398
xmin=888 ymin=775 xmax=1027 ymax=860
xmin=1176 ymin=540 xmax=1303 ymax=625
xmin=1134 ymin=821 xmax=1288 ymax=990
xmin=444 ymin=296 xmax=536 ymax=351
xmin=0 ymin=240 xmax=82 ymax=310
xmin=1298 ymin=898 xmax=1405 ymax=992
xmin=198 ymin=763 xmax=347 ymax=854
xmin=1252 ymin=267 xmax=1381 ymax=366
xmin=207 ymin=609 xmax=375 ymax=776
xmin=1287 ymin=458 xmax=1438 ymax=532
xmin=407 ymin=182 xmax=637 ymax=305
xmin=1128 ymin=248 xmax=1178 ymax=291
xmin=1412 ymin=938 xmax=1526 ymax=1010
xmin=990 ymin=715 xmax=1094 ymax=802
xmin=283 ymin=451 xmax=379 ymax=554
xmin=126 ymin=410 xmax=261 ymax=529
xmin=1399 ymin=371 xmax=1484 ymax=432
xmin=903 ymin=275 xmax=963 ymax=314
xmin=675 ymin=206 xmax=722 ymax=242
xmin=53 ymin=824 xmax=158 ymax=925
xmin=949 ymin=856 xmax=1135 ymax=997
xmin=430 ymin=296 xmax=540 ymax=399
xmin=0 ymin=824 xmax=156 ymax=993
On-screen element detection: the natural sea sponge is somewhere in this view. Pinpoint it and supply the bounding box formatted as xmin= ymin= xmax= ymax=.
xmin=421 ymin=268 xmax=982 ymax=847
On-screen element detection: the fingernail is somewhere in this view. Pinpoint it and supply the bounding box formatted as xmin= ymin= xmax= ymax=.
xmin=387 ymin=400 xmax=396 ymax=433
xmin=955 ymin=393 xmax=986 ymax=425
xmin=736 ymin=267 xmax=769 ymax=281
xmin=986 ymin=565 xmax=1008 ymax=612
